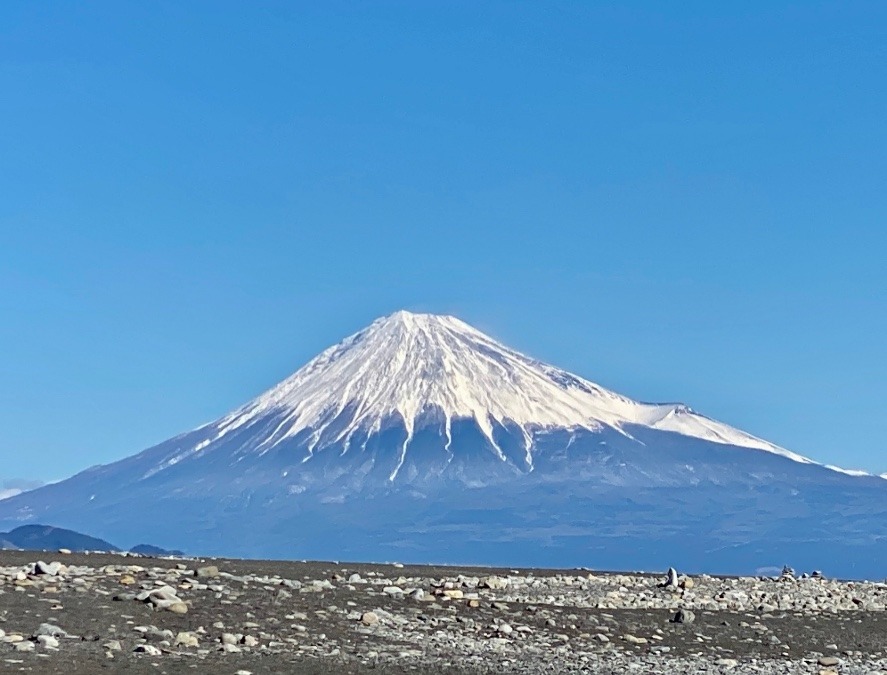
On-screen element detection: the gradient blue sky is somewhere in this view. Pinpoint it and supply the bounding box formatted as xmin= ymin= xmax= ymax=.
xmin=2 ymin=1 xmax=886 ymax=481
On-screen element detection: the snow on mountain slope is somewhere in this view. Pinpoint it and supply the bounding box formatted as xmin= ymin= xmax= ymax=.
xmin=641 ymin=405 xmax=813 ymax=465
xmin=825 ymin=465 xmax=874 ymax=477
xmin=153 ymin=310 xmax=814 ymax=481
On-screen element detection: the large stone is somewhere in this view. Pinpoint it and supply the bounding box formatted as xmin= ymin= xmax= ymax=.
xmin=34 ymin=561 xmax=63 ymax=576
xmin=134 ymin=644 xmax=162 ymax=656
xmin=138 ymin=585 xmax=188 ymax=613
xmin=479 ymin=576 xmax=508 ymax=590
xmin=360 ymin=611 xmax=380 ymax=626
xmin=36 ymin=623 xmax=69 ymax=638
xmin=623 ymin=634 xmax=648 ymax=645
xmin=138 ymin=586 xmax=176 ymax=603
xmin=661 ymin=567 xmax=680 ymax=588
xmin=671 ymin=609 xmax=695 ymax=624
xmin=37 ymin=635 xmax=59 ymax=649
xmin=175 ymin=632 xmax=199 ymax=647
xmin=196 ymin=565 xmax=219 ymax=579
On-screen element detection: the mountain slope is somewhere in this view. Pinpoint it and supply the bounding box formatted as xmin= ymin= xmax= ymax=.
xmin=1 ymin=311 xmax=884 ymax=577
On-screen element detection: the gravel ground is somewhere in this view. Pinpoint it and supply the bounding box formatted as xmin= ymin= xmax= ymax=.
xmin=0 ymin=550 xmax=885 ymax=674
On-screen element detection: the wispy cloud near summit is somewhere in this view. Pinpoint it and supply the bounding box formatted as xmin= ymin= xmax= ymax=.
xmin=0 ymin=479 xmax=45 ymax=501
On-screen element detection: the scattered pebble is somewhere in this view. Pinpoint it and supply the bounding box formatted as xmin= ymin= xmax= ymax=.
xmin=0 ymin=552 xmax=884 ymax=674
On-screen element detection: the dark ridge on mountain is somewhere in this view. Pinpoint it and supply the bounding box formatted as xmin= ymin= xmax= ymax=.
xmin=129 ymin=543 xmax=184 ymax=556
xmin=0 ymin=524 xmax=118 ymax=553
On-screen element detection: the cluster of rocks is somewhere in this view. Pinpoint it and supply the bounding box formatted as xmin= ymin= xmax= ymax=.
xmin=0 ymin=550 xmax=885 ymax=674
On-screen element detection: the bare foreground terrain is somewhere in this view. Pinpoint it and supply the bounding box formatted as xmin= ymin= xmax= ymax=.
xmin=0 ymin=551 xmax=885 ymax=674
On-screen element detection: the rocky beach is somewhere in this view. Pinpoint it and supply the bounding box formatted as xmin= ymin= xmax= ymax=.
xmin=0 ymin=550 xmax=884 ymax=674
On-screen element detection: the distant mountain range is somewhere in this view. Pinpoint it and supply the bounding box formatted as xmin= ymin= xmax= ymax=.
xmin=0 ymin=524 xmax=181 ymax=556
xmin=1 ymin=311 xmax=884 ymax=577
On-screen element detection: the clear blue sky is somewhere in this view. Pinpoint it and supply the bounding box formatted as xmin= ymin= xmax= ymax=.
xmin=1 ymin=1 xmax=885 ymax=482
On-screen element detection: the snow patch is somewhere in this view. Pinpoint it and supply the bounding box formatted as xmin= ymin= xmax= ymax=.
xmin=825 ymin=465 xmax=872 ymax=477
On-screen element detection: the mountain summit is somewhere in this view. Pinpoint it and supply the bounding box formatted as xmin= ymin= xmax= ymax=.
xmin=1 ymin=311 xmax=885 ymax=577
xmin=152 ymin=310 xmax=808 ymax=484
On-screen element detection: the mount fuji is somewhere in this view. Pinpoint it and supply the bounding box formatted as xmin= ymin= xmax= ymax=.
xmin=2 ymin=311 xmax=885 ymax=577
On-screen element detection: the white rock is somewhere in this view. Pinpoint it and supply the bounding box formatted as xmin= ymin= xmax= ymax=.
xmin=134 ymin=644 xmax=162 ymax=656
xmin=34 ymin=561 xmax=63 ymax=576
xmin=35 ymin=623 xmax=69 ymax=638
xmin=174 ymin=631 xmax=199 ymax=647
xmin=37 ymin=635 xmax=59 ymax=649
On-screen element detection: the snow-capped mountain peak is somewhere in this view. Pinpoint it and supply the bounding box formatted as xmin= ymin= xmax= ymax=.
xmin=3 ymin=310 xmax=885 ymax=579
xmin=175 ymin=310 xmax=811 ymax=480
